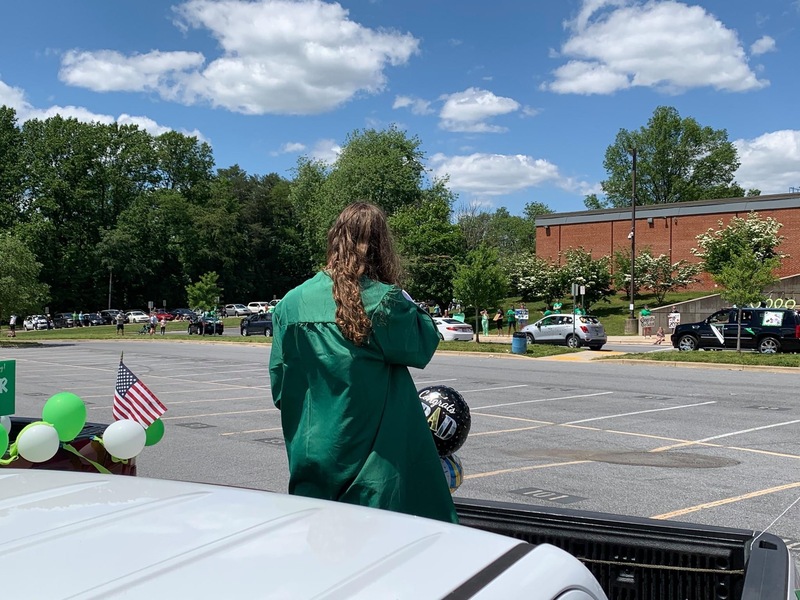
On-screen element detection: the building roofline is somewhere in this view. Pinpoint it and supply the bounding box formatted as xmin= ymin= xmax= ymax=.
xmin=536 ymin=193 xmax=800 ymax=227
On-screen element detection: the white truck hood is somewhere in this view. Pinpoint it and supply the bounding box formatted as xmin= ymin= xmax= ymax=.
xmin=0 ymin=470 xmax=606 ymax=599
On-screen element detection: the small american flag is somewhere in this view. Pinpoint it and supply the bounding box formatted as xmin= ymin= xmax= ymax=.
xmin=113 ymin=358 xmax=166 ymax=426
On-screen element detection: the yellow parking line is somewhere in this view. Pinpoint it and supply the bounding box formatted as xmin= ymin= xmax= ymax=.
xmin=161 ymin=408 xmax=276 ymax=420
xmin=651 ymin=482 xmax=800 ymax=520
xmin=464 ymin=460 xmax=591 ymax=480
xmin=220 ymin=426 xmax=283 ymax=436
xmin=472 ymin=425 xmax=547 ymax=436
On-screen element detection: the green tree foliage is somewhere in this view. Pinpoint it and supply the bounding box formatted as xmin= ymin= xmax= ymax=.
xmin=389 ymin=192 xmax=465 ymax=306
xmin=613 ymin=248 xmax=701 ymax=304
xmin=0 ymin=233 xmax=49 ymax=320
xmin=636 ymin=252 xmax=701 ymax=305
xmin=716 ymin=253 xmax=780 ymax=351
xmin=458 ymin=201 xmax=549 ymax=254
xmin=504 ymin=253 xmax=569 ymax=304
xmin=560 ymin=248 xmax=613 ymax=309
xmin=0 ymin=107 xmax=23 ymax=229
xmin=186 ymin=271 xmax=223 ymax=312
xmin=590 ymin=106 xmax=744 ymax=209
xmin=692 ymin=212 xmax=785 ymax=276
xmin=452 ymin=245 xmax=507 ymax=342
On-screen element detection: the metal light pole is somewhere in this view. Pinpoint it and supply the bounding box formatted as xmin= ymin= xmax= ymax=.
xmin=629 ymin=148 xmax=637 ymax=320
xmin=108 ymin=267 xmax=113 ymax=310
xmin=623 ymin=148 xmax=638 ymax=334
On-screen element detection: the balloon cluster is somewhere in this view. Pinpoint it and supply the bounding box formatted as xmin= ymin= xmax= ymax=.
xmin=0 ymin=392 xmax=165 ymax=465
xmin=419 ymin=386 xmax=471 ymax=494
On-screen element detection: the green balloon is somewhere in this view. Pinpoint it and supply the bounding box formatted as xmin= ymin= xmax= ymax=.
xmin=144 ymin=418 xmax=165 ymax=446
xmin=42 ymin=392 xmax=87 ymax=442
xmin=0 ymin=426 xmax=8 ymax=459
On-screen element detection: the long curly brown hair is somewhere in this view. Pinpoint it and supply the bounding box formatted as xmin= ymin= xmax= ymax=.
xmin=326 ymin=202 xmax=402 ymax=346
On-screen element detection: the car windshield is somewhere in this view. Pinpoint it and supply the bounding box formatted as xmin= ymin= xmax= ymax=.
xmin=440 ymin=319 xmax=465 ymax=324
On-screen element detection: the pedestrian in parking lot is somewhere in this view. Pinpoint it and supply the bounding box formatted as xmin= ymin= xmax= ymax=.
xmin=8 ymin=314 xmax=16 ymax=337
xmin=159 ymin=316 xmax=166 ymax=336
xmin=494 ymin=309 xmax=503 ymax=335
xmin=269 ymin=201 xmax=457 ymax=524
xmin=481 ymin=309 xmax=489 ymax=337
xmin=149 ymin=313 xmax=158 ymax=337
xmin=506 ymin=306 xmax=517 ymax=335
xmin=115 ymin=312 xmax=125 ymax=336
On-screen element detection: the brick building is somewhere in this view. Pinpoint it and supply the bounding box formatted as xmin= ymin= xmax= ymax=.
xmin=535 ymin=192 xmax=800 ymax=290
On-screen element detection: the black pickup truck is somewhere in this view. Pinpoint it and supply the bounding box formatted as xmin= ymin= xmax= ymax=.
xmin=457 ymin=497 xmax=798 ymax=600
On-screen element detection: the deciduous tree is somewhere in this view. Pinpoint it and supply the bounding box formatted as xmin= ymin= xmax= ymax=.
xmin=452 ymin=245 xmax=507 ymax=342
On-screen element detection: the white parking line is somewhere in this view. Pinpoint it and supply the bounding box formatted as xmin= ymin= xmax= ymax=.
xmin=653 ymin=418 xmax=800 ymax=451
xmin=461 ymin=384 xmax=529 ymax=394
xmin=472 ymin=391 xmax=611 ymax=410
xmin=564 ymin=401 xmax=717 ymax=425
xmin=413 ymin=378 xmax=458 ymax=385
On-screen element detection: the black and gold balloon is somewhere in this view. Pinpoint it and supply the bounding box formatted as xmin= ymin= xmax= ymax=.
xmin=418 ymin=386 xmax=471 ymax=456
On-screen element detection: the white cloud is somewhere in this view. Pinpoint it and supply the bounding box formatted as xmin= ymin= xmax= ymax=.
xmin=281 ymin=142 xmax=307 ymax=153
xmin=439 ymin=87 xmax=520 ymax=133
xmin=392 ymin=95 xmax=433 ymax=115
xmin=734 ymin=130 xmax=800 ymax=194
xmin=310 ymin=138 xmax=341 ymax=164
xmin=750 ymin=35 xmax=776 ymax=56
xmin=59 ymin=0 xmax=419 ymax=116
xmin=60 ymin=49 xmax=204 ymax=93
xmin=429 ymin=152 xmax=595 ymax=197
xmin=544 ymin=0 xmax=767 ymax=95
xmin=0 ymin=78 xmax=205 ymax=140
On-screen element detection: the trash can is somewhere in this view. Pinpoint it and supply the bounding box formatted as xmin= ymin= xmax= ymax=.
xmin=512 ymin=332 xmax=528 ymax=355
xmin=1 ymin=416 xmax=137 ymax=476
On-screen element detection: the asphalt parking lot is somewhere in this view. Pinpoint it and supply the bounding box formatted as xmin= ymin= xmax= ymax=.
xmin=2 ymin=340 xmax=800 ymax=556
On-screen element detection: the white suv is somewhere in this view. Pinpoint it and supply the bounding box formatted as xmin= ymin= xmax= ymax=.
xmin=247 ymin=301 xmax=270 ymax=313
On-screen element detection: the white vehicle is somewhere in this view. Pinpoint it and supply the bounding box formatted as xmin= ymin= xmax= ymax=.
xmin=224 ymin=303 xmax=251 ymax=317
xmin=521 ymin=313 xmax=607 ymax=350
xmin=125 ymin=310 xmax=150 ymax=324
xmin=247 ymin=301 xmax=270 ymax=313
xmin=0 ymin=469 xmax=607 ymax=599
xmin=433 ymin=317 xmax=474 ymax=341
xmin=22 ymin=315 xmax=48 ymax=330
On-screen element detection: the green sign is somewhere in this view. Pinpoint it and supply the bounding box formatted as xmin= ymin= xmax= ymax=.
xmin=0 ymin=360 xmax=15 ymax=415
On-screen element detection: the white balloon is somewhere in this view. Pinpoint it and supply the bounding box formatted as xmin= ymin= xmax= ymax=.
xmin=103 ymin=419 xmax=146 ymax=460
xmin=17 ymin=423 xmax=60 ymax=463
xmin=0 ymin=415 xmax=11 ymax=434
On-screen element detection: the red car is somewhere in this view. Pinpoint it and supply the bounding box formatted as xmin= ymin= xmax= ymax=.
xmin=153 ymin=310 xmax=174 ymax=321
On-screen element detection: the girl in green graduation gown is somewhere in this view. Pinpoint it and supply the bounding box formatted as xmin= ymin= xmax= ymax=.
xmin=269 ymin=202 xmax=458 ymax=524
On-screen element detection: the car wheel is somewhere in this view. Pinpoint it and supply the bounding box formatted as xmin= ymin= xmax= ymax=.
xmin=758 ymin=336 xmax=780 ymax=354
xmin=678 ymin=334 xmax=698 ymax=351
xmin=241 ymin=326 xmax=248 ymax=337
xmin=589 ymin=345 xmax=603 ymax=351
xmin=437 ymin=332 xmax=444 ymax=341
xmin=525 ymin=333 xmax=535 ymax=343
xmin=267 ymin=327 xmax=272 ymax=337
xmin=566 ymin=334 xmax=580 ymax=348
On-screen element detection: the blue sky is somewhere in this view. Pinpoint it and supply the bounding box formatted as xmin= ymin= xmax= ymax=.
xmin=2 ymin=0 xmax=799 ymax=215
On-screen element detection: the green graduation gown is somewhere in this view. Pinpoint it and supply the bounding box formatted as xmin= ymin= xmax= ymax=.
xmin=269 ymin=272 xmax=458 ymax=524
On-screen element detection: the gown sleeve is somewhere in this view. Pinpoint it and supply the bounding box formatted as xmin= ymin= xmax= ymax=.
xmin=268 ymin=308 xmax=285 ymax=410
xmin=371 ymin=287 xmax=439 ymax=369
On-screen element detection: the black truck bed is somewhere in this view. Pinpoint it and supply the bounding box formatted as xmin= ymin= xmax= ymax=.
xmin=455 ymin=498 xmax=798 ymax=600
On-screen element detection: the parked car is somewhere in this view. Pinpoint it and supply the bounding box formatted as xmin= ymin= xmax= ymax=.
xmin=188 ymin=315 xmax=224 ymax=336
xmin=432 ymin=317 xmax=474 ymax=341
xmin=521 ymin=313 xmax=607 ymax=350
xmin=53 ymin=312 xmax=74 ymax=328
xmin=99 ymin=309 xmax=122 ymax=324
xmin=153 ymin=309 xmax=174 ymax=321
xmin=247 ymin=301 xmax=270 ymax=314
xmin=240 ymin=312 xmax=272 ymax=336
xmin=22 ymin=315 xmax=49 ymax=331
xmin=125 ymin=310 xmax=150 ymax=324
xmin=83 ymin=312 xmax=105 ymax=326
xmin=225 ymin=303 xmax=251 ymax=317
xmin=671 ymin=307 xmax=800 ymax=353
xmin=170 ymin=308 xmax=195 ymax=320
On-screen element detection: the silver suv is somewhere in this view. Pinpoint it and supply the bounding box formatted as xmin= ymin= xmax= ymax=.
xmin=521 ymin=313 xmax=607 ymax=350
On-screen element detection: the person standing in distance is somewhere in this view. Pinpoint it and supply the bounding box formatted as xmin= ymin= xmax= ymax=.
xmin=269 ymin=202 xmax=456 ymax=524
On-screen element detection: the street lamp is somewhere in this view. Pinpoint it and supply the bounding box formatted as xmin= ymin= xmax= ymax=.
xmin=108 ymin=267 xmax=113 ymax=310
xmin=629 ymin=147 xmax=637 ymax=320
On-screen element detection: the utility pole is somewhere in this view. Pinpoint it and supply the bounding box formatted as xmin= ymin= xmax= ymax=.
xmin=108 ymin=267 xmax=113 ymax=310
xmin=625 ymin=148 xmax=638 ymax=334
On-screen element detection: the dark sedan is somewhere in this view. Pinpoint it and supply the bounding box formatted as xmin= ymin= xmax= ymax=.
xmin=240 ymin=312 xmax=272 ymax=337
xmin=188 ymin=316 xmax=224 ymax=336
